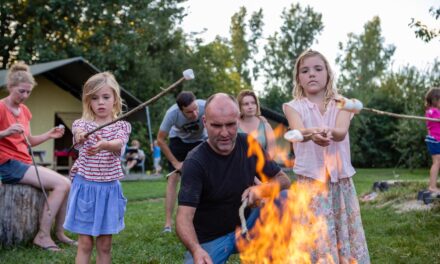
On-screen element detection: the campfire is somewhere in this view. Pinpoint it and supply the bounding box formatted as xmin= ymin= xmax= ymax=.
xmin=236 ymin=131 xmax=353 ymax=264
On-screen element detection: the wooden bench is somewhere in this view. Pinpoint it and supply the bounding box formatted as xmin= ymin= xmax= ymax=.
xmin=53 ymin=150 xmax=76 ymax=172
xmin=0 ymin=184 xmax=44 ymax=246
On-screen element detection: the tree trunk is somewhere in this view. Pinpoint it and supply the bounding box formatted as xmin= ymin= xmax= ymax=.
xmin=0 ymin=184 xmax=44 ymax=246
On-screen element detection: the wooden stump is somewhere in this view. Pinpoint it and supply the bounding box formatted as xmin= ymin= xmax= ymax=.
xmin=0 ymin=184 xmax=44 ymax=246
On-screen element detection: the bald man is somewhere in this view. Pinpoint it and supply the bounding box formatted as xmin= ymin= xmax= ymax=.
xmin=176 ymin=93 xmax=291 ymax=264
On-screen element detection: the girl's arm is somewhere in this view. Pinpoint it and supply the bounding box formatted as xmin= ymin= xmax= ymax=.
xmin=87 ymin=135 xmax=123 ymax=156
xmin=28 ymin=126 xmax=65 ymax=146
xmin=331 ymin=110 xmax=352 ymax=141
xmin=283 ymin=105 xmax=329 ymax=145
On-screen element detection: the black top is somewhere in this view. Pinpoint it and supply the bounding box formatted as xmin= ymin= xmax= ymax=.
xmin=178 ymin=133 xmax=281 ymax=243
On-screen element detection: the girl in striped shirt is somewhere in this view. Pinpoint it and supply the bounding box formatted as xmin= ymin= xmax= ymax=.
xmin=63 ymin=72 xmax=131 ymax=263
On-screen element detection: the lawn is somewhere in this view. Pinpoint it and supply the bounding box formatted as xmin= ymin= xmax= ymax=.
xmin=1 ymin=169 xmax=439 ymax=263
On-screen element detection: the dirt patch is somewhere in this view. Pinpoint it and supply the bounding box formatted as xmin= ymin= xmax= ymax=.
xmin=392 ymin=199 xmax=434 ymax=213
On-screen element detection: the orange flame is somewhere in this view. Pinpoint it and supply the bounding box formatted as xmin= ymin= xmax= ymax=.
xmin=237 ymin=181 xmax=337 ymax=263
xmin=272 ymin=124 xmax=294 ymax=168
xmin=238 ymin=133 xmax=355 ymax=263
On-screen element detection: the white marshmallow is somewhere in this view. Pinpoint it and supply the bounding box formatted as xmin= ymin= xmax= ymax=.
xmin=344 ymin=99 xmax=355 ymax=110
xmin=183 ymin=69 xmax=195 ymax=80
xmin=57 ymin=124 xmax=65 ymax=129
xmin=353 ymin=99 xmax=363 ymax=111
xmin=284 ymin=129 xmax=304 ymax=142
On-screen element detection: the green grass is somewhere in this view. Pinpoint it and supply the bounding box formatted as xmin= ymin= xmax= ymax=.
xmin=1 ymin=170 xmax=439 ymax=263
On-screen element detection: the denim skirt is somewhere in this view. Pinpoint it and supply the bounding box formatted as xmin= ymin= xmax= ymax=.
xmin=63 ymin=174 xmax=127 ymax=236
xmin=0 ymin=159 xmax=30 ymax=184
xmin=426 ymin=135 xmax=440 ymax=155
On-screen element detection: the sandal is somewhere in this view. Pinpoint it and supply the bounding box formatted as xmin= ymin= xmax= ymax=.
xmin=34 ymin=243 xmax=62 ymax=252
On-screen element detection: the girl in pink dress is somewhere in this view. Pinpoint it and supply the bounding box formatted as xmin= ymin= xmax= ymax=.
xmin=283 ymin=49 xmax=370 ymax=263
xmin=424 ymin=87 xmax=440 ymax=193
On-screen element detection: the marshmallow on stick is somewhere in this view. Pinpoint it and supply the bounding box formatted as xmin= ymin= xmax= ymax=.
xmin=284 ymin=129 xmax=304 ymax=143
xmin=335 ymin=97 xmax=363 ymax=113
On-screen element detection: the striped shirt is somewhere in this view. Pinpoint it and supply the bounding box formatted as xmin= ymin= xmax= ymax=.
xmin=70 ymin=119 xmax=131 ymax=182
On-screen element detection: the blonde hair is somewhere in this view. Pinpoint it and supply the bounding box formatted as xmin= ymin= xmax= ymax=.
xmin=81 ymin=72 xmax=123 ymax=121
xmin=292 ymin=49 xmax=337 ymax=108
xmin=236 ymin=89 xmax=261 ymax=118
xmin=6 ymin=62 xmax=36 ymax=89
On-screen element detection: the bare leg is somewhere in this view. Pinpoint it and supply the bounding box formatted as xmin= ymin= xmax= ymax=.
xmin=20 ymin=166 xmax=71 ymax=249
xmin=429 ymin=155 xmax=440 ymax=192
xmin=164 ymin=172 xmax=180 ymax=229
xmin=76 ymin=234 xmax=93 ymax=264
xmin=96 ymin=235 xmax=112 ymax=264
xmin=55 ymin=192 xmax=76 ymax=244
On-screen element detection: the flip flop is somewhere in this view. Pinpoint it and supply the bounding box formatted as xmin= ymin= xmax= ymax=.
xmin=35 ymin=244 xmax=62 ymax=252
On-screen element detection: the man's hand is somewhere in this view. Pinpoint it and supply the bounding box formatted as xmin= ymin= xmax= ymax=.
xmin=193 ymin=247 xmax=213 ymax=264
xmin=172 ymin=161 xmax=183 ymax=171
xmin=241 ymin=186 xmax=262 ymax=206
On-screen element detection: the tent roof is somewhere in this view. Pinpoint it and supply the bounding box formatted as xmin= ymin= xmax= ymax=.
xmin=0 ymin=57 xmax=144 ymax=121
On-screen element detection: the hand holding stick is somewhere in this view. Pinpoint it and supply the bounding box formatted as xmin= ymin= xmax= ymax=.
xmin=69 ymin=69 xmax=195 ymax=151
xmin=84 ymin=69 xmax=195 ymax=138
xmin=334 ymin=97 xmax=440 ymax=122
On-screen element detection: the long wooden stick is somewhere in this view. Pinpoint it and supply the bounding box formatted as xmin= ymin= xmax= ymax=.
xmin=85 ymin=76 xmax=185 ymax=137
xmin=23 ymin=136 xmax=51 ymax=216
xmin=363 ymin=107 xmax=440 ymax=122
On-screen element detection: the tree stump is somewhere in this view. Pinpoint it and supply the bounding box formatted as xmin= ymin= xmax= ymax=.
xmin=0 ymin=184 xmax=44 ymax=246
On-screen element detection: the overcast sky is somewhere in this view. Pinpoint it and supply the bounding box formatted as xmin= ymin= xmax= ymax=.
xmin=181 ymin=0 xmax=439 ymax=82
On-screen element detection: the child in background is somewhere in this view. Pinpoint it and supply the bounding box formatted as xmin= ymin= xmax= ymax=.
xmin=151 ymin=139 xmax=162 ymax=175
xmin=125 ymin=139 xmax=145 ymax=173
xmin=63 ymin=72 xmax=131 ymax=263
xmin=283 ymin=49 xmax=370 ymax=263
xmin=424 ymin=87 xmax=440 ymax=193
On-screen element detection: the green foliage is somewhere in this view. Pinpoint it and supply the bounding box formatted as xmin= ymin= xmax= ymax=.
xmin=260 ymin=3 xmax=323 ymax=110
xmin=186 ymin=37 xmax=244 ymax=99
xmin=409 ymin=6 xmax=440 ymax=42
xmin=350 ymin=89 xmax=403 ymax=168
xmin=230 ymin=7 xmax=264 ymax=85
xmin=336 ymin=16 xmax=395 ymax=99
xmin=389 ymin=63 xmax=440 ymax=168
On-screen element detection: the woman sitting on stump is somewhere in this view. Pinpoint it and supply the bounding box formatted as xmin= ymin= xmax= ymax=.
xmin=0 ymin=62 xmax=75 ymax=251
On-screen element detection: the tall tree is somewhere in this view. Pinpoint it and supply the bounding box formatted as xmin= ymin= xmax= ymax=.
xmin=0 ymin=0 xmax=190 ymax=152
xmin=260 ymin=3 xmax=323 ymax=113
xmin=186 ymin=37 xmax=243 ymax=99
xmin=335 ymin=17 xmax=396 ymax=167
xmin=229 ymin=6 xmax=264 ymax=87
xmin=336 ymin=16 xmax=395 ymax=100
